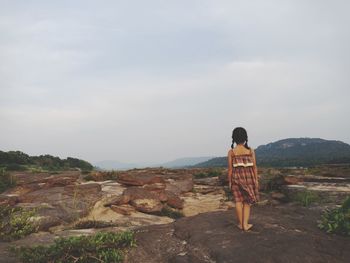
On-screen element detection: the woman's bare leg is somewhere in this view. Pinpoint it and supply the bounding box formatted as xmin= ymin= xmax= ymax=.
xmin=235 ymin=202 xmax=243 ymax=229
xmin=243 ymin=202 xmax=253 ymax=230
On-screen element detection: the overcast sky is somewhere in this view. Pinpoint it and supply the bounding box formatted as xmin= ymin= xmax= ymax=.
xmin=1 ymin=0 xmax=349 ymax=164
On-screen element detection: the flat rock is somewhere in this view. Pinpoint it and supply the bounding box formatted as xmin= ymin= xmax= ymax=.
xmin=10 ymin=171 xmax=80 ymax=186
xmin=14 ymin=183 xmax=102 ymax=224
xmin=116 ymin=173 xmax=165 ymax=186
xmin=124 ymin=204 xmax=350 ymax=263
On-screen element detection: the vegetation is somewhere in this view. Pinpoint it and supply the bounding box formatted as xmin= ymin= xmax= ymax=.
xmin=292 ymin=190 xmax=320 ymax=207
xmin=0 ymin=205 xmax=38 ymax=241
xmin=11 ymin=231 xmax=136 ymax=263
xmin=0 ymin=150 xmax=93 ymax=172
xmin=258 ymin=170 xmax=284 ymax=193
xmin=193 ymin=138 xmax=350 ymax=168
xmin=194 ymin=168 xmax=222 ymax=179
xmin=0 ymin=168 xmax=16 ymax=193
xmin=318 ymin=196 xmax=350 ymax=236
xmin=159 ymin=205 xmax=184 ymax=219
xmin=73 ymin=220 xmax=117 ymax=229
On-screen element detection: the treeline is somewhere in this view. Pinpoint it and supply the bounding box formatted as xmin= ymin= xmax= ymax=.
xmin=0 ymin=150 xmax=93 ymax=171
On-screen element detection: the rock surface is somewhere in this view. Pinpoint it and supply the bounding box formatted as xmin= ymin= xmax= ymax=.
xmin=1 ymin=167 xmax=349 ymax=263
xmin=124 ymin=204 xmax=350 ymax=263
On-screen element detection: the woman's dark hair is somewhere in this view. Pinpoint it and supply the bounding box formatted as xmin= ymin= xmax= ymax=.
xmin=231 ymin=127 xmax=250 ymax=149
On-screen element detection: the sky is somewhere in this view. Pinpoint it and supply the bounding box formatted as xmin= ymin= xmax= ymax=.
xmin=0 ymin=0 xmax=349 ymax=164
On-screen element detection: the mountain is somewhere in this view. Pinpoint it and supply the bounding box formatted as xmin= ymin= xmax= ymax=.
xmin=193 ymin=138 xmax=350 ymax=168
xmin=94 ymin=156 xmax=214 ymax=170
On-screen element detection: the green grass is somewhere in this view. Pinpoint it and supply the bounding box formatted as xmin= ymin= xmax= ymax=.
xmin=11 ymin=231 xmax=136 ymax=263
xmin=0 ymin=205 xmax=38 ymax=241
xmin=292 ymin=190 xmax=320 ymax=207
xmin=318 ymin=196 xmax=350 ymax=236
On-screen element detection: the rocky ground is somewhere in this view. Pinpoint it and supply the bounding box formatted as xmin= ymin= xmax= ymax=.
xmin=125 ymin=203 xmax=350 ymax=263
xmin=0 ymin=166 xmax=349 ymax=262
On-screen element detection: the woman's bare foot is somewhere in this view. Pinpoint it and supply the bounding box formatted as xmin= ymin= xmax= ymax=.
xmin=243 ymin=224 xmax=253 ymax=231
xmin=236 ymin=224 xmax=244 ymax=230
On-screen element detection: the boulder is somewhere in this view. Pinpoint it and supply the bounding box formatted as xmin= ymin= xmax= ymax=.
xmin=111 ymin=204 xmax=135 ymax=215
xmin=142 ymin=182 xmax=166 ymax=191
xmin=123 ymin=187 xmax=161 ymax=201
xmin=116 ymin=173 xmax=165 ymax=186
xmin=283 ymin=175 xmax=304 ymax=185
xmin=164 ymin=190 xmax=184 ymax=209
xmin=103 ymin=195 xmax=130 ymax=207
xmin=165 ymin=178 xmax=194 ymax=195
xmin=151 ymin=190 xmax=168 ymax=202
xmin=130 ymin=199 xmax=163 ymax=213
xmin=122 ymin=187 xmax=163 ymax=213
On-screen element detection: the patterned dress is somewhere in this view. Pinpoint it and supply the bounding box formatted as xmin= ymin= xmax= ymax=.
xmin=230 ymin=150 xmax=260 ymax=204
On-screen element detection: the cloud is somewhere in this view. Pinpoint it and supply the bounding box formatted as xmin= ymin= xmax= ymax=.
xmin=0 ymin=0 xmax=349 ymax=163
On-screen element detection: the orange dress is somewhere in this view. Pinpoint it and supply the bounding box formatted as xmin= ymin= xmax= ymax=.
xmin=230 ymin=151 xmax=259 ymax=204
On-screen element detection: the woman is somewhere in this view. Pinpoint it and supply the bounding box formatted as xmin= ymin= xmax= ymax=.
xmin=227 ymin=127 xmax=260 ymax=231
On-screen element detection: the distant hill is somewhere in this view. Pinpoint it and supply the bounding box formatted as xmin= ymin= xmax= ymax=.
xmin=193 ymin=138 xmax=350 ymax=168
xmin=159 ymin=156 xmax=214 ymax=168
xmin=0 ymin=150 xmax=93 ymax=171
xmin=95 ymin=156 xmax=214 ymax=170
xmin=94 ymin=160 xmax=143 ymax=170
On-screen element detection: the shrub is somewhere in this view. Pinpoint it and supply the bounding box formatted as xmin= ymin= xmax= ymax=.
xmin=292 ymin=190 xmax=319 ymax=207
xmin=73 ymin=220 xmax=117 ymax=229
xmin=11 ymin=231 xmax=136 ymax=263
xmin=0 ymin=168 xmax=16 ymax=193
xmin=194 ymin=168 xmax=222 ymax=179
xmin=0 ymin=205 xmax=38 ymax=241
xmin=261 ymin=174 xmax=284 ymax=192
xmin=318 ymin=196 xmax=350 ymax=236
xmin=159 ymin=205 xmax=184 ymax=219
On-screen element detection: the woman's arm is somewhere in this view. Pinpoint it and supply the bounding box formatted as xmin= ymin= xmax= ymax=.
xmin=227 ymin=149 xmax=233 ymax=184
xmin=251 ymin=149 xmax=259 ymax=182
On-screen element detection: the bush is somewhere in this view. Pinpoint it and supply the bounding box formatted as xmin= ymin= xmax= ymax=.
xmin=0 ymin=205 xmax=38 ymax=241
xmin=159 ymin=205 xmax=184 ymax=219
xmin=194 ymin=168 xmax=222 ymax=179
xmin=11 ymin=231 xmax=136 ymax=263
xmin=0 ymin=168 xmax=16 ymax=193
xmin=292 ymin=190 xmax=319 ymax=207
xmin=73 ymin=220 xmax=117 ymax=229
xmin=318 ymin=196 xmax=350 ymax=236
